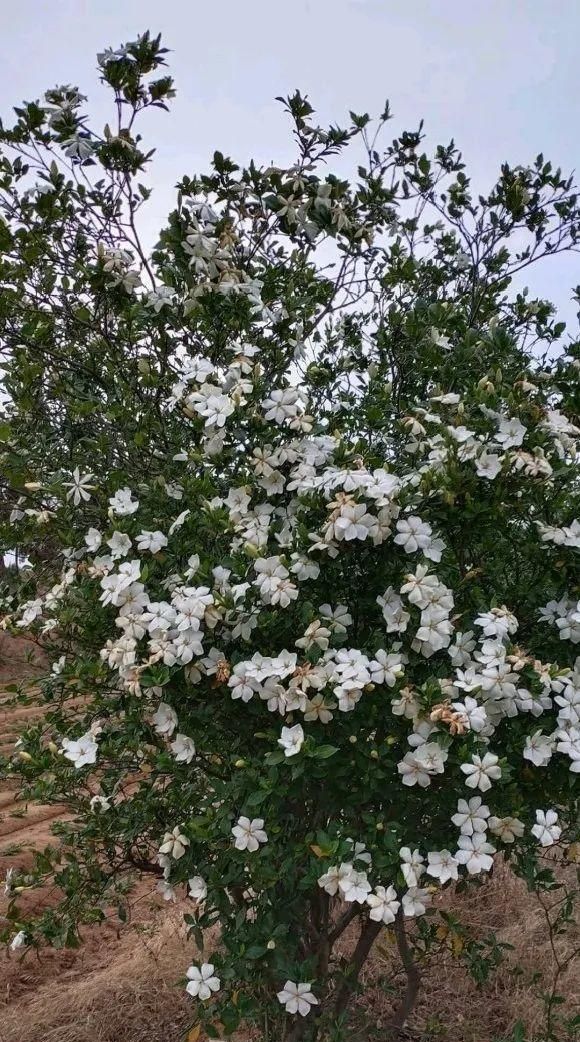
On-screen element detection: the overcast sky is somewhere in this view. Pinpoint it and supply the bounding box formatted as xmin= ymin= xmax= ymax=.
xmin=3 ymin=0 xmax=580 ymax=327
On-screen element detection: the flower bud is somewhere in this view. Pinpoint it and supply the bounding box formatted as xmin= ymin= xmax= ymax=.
xmin=370 ymin=749 xmax=379 ymax=759
xmin=349 ymin=735 xmax=357 ymax=744
xmin=266 ymin=939 xmax=276 ymax=950
xmin=234 ymin=759 xmax=246 ymax=768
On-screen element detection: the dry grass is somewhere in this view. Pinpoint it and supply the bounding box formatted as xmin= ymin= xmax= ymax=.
xmin=354 ymin=859 xmax=580 ymax=1041
xmin=1 ymin=903 xmax=196 ymax=1042
xmin=1 ymin=861 xmax=578 ymax=1042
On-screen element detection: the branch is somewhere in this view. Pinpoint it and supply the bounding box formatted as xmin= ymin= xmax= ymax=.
xmin=386 ymin=910 xmax=422 ymax=1038
xmin=333 ymin=916 xmax=383 ymax=1018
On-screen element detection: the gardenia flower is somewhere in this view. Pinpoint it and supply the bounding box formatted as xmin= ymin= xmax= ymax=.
xmin=475 ymin=452 xmax=502 ymax=480
xmin=319 ymin=602 xmax=353 ymax=634
xmin=170 ymin=733 xmax=196 ymax=763
xmin=277 ymin=981 xmax=319 ymax=1017
xmin=107 ymin=531 xmax=133 ymax=559
xmin=496 ymin=416 xmax=526 ymax=449
xmin=152 ymin=702 xmax=178 ymax=737
xmin=186 ymin=963 xmax=221 ymax=1000
xmin=188 ymin=875 xmax=207 ymax=901
xmin=366 ymin=885 xmax=400 ymax=923
xmin=61 ymin=732 xmax=98 ymax=768
xmin=451 ymin=797 xmax=490 ymax=835
xmin=426 ymin=849 xmax=459 ymax=883
xmin=136 ymin=530 xmax=168 ymax=553
xmin=63 ymin=467 xmax=95 ymax=505
xmin=488 ymin=815 xmax=525 ymax=843
xmin=531 ymin=809 xmax=561 ymax=847
xmin=451 ymin=696 xmax=487 ymax=733
xmin=317 ymin=862 xmax=353 ymax=896
xmin=159 ymin=826 xmax=189 ymax=860
xmin=461 ymin=752 xmax=501 ymax=792
xmin=398 ymin=742 xmax=448 ymax=787
xmin=10 ymin=930 xmax=27 ymax=951
xmin=89 ymin=795 xmax=111 ymax=812
xmin=523 ymin=730 xmax=554 ymax=767
xmin=278 ymin=723 xmax=304 ymax=757
xmin=232 ymin=816 xmax=268 ymax=852
xmin=84 ymin=527 xmax=102 ymax=551
xmin=340 ymin=867 xmax=371 ymax=904
xmin=402 ymin=887 xmax=431 ymax=917
xmin=395 ymin=516 xmax=434 ymax=555
xmin=109 ymin=487 xmax=139 ymax=515
xmin=157 ymin=879 xmax=176 ymax=902
xmin=455 ymin=833 xmax=496 ymax=874
xmin=399 ymin=847 xmax=424 ymax=887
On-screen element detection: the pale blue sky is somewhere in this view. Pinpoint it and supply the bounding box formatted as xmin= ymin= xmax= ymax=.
xmin=3 ymin=0 xmax=580 ymax=326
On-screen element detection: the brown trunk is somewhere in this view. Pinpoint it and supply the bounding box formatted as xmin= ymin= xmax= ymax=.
xmin=333 ymin=917 xmax=383 ymax=1019
xmin=386 ymin=910 xmax=421 ymax=1037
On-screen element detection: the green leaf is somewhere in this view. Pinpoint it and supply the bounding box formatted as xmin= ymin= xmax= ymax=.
xmin=313 ymin=745 xmax=339 ymax=760
xmin=264 ymin=750 xmax=284 ymax=766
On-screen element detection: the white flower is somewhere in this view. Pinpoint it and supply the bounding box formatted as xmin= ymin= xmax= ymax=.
xmin=232 ymin=816 xmax=268 ymax=852
xmin=398 ymin=742 xmax=448 ymax=787
xmin=426 ymin=849 xmax=459 ymax=883
xmin=366 ymin=885 xmax=400 ymax=923
xmin=61 ymin=732 xmax=98 ymax=768
xmin=461 ymin=752 xmax=501 ymax=792
xmin=277 ymin=981 xmax=319 ymax=1017
xmin=523 ymin=731 xmax=554 ymax=767
xmin=531 ymin=809 xmax=561 ymax=847
xmin=51 ymin=655 xmax=66 ymax=675
xmin=451 ymin=797 xmax=490 ymax=835
xmin=152 ymin=702 xmax=178 ymax=738
xmin=496 ymin=416 xmax=526 ymax=449
xmin=186 ymin=963 xmax=221 ymax=1000
xmin=278 ymin=724 xmax=305 ymax=757
xmin=475 ymin=452 xmax=502 ymax=480
xmin=402 ymin=887 xmax=431 ymax=917
xmin=107 ymin=531 xmax=133 ymax=559
xmin=84 ymin=527 xmax=102 ymax=552
xmin=146 ymin=285 xmax=175 ymax=312
xmin=136 ymin=530 xmax=168 ymax=554
xmin=451 ymin=696 xmax=487 ymax=734
xmin=474 ymin=606 xmax=518 ymax=640
xmin=318 ymin=862 xmax=352 ymax=896
xmin=340 ymin=868 xmax=371 ymax=904
xmin=109 ymin=487 xmax=139 ymax=516
xmin=188 ymin=875 xmax=207 ymax=901
xmin=168 ymin=509 xmax=190 ymax=535
xmin=395 ymin=516 xmax=434 ymax=554
xmin=157 ymin=879 xmax=177 ymax=902
xmin=10 ymin=930 xmax=27 ymax=951
xmin=63 ymin=467 xmax=95 ymax=505
xmin=89 ymin=795 xmax=111 ymax=812
xmin=159 ymin=825 xmax=189 ymax=860
xmin=456 ymin=833 xmax=496 ymax=874
xmin=170 ymin=733 xmax=196 ymax=763
xmin=399 ymin=847 xmax=424 ymax=888
xmin=319 ymin=602 xmax=353 ymax=634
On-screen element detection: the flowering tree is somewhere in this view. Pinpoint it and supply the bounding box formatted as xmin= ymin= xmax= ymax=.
xmin=1 ymin=32 xmax=580 ymax=1041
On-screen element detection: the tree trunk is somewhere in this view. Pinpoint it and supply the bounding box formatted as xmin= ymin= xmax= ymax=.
xmin=333 ymin=917 xmax=383 ymax=1019
xmin=386 ymin=910 xmax=421 ymax=1038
